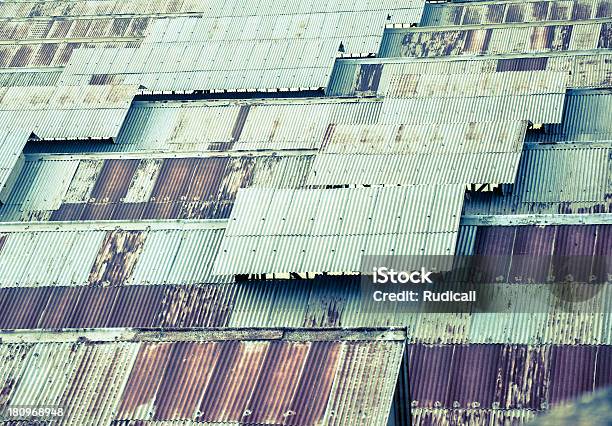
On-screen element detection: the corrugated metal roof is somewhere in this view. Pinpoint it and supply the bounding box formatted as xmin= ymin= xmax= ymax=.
xmin=0 ymin=153 xmax=314 ymax=222
xmin=0 ymin=334 xmax=405 ymax=426
xmin=213 ymin=185 xmax=465 ymax=275
xmin=58 ymin=2 xmax=425 ymax=92
xmin=0 ymin=129 xmax=29 ymax=203
xmin=406 ymin=344 xmax=610 ymax=410
xmin=464 ymin=144 xmax=611 ymax=215
xmin=527 ymin=88 xmax=612 ymax=142
xmin=327 ymin=51 xmax=612 ymax=96
xmin=0 ymin=0 xmax=425 ymax=20
xmin=0 ymin=84 xmax=137 ymax=140
xmin=376 ymin=68 xmax=568 ymax=125
xmin=410 ymin=408 xmax=536 ymax=425
xmin=306 ymin=121 xmax=527 ymax=186
xmin=0 ymin=222 xmax=227 ymax=288
xmin=420 ymin=0 xmax=612 ymax=27
xmin=379 ymin=19 xmax=611 ymax=58
xmin=379 ymin=93 xmax=565 ymax=124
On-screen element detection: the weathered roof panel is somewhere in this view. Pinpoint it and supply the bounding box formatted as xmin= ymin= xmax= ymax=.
xmin=420 ymin=0 xmax=612 ymax=27
xmin=214 ymin=185 xmax=465 ymax=275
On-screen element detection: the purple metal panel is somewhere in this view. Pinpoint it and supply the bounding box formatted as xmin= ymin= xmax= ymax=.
xmin=37 ymin=287 xmax=82 ymax=329
xmin=66 ymin=286 xmax=120 ymax=328
xmin=496 ymin=57 xmax=548 ymax=72
xmin=107 ymin=285 xmax=165 ymax=328
xmin=549 ymin=346 xmax=596 ymax=405
xmin=50 ymin=203 xmax=85 ymax=221
xmin=595 ymin=346 xmax=612 ymax=389
xmin=407 ymin=344 xmax=454 ymax=408
xmin=509 ymin=226 xmax=556 ymax=283
xmin=447 ymin=345 xmax=503 ymax=408
xmin=599 ymin=22 xmax=612 ymax=48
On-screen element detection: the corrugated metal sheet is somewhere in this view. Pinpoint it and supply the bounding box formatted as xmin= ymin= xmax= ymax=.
xmin=58 ymin=1 xmax=425 ymax=92
xmin=306 ymin=120 xmax=527 ymax=186
xmin=0 ymin=224 xmax=226 ymax=288
xmin=464 ymin=144 xmax=611 ymax=215
xmin=420 ymin=0 xmax=612 ymax=26
xmin=410 ymin=408 xmax=537 ymax=425
xmin=379 ymin=20 xmax=610 ymax=58
xmin=0 ymin=153 xmax=314 ymax=222
xmin=527 ymin=88 xmax=612 ymax=142
xmin=406 ymin=344 xmax=610 ymax=410
xmin=214 ymin=185 xmax=465 ymax=275
xmin=0 ymin=0 xmax=425 ymax=20
xmin=0 ymin=84 xmax=137 ymax=140
xmin=327 ymin=52 xmax=612 ymax=97
xmin=0 ymin=341 xmax=138 ymax=426
xmin=379 ymin=93 xmax=565 ymax=125
xmin=0 ymin=337 xmax=399 ymax=425
xmin=0 ymin=129 xmax=29 ymax=203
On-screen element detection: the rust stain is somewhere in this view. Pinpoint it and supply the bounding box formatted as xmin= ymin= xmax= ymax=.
xmin=321 ymin=123 xmax=336 ymax=150
xmin=159 ymin=284 xmax=235 ymax=328
xmin=34 ymin=43 xmax=59 ymax=67
xmin=88 ymin=230 xmax=146 ymax=286
xmin=117 ymin=343 xmax=173 ymax=420
xmin=197 ymin=341 xmax=268 ymax=422
xmin=572 ymin=3 xmax=592 ymax=20
xmin=390 ymin=74 xmax=419 ymax=97
xmin=245 ymin=341 xmax=310 ymax=424
xmin=0 ymin=378 xmax=15 ymax=406
xmin=596 ymin=1 xmax=612 ymax=18
xmin=496 ymin=57 xmax=548 ymax=72
xmin=286 ymin=341 xmax=341 ymax=425
xmin=599 ymin=23 xmax=612 ymax=48
xmin=37 ymin=287 xmax=82 ymax=329
xmin=154 ymin=342 xmax=221 ymax=420
xmin=8 ymin=45 xmax=33 ymax=67
xmin=485 ymin=4 xmax=505 ymax=23
xmin=149 ymin=158 xmax=197 ymax=202
xmin=505 ymin=4 xmax=525 ymax=23
xmin=89 ymin=159 xmax=139 ymax=203
xmin=532 ymin=1 xmax=550 ymax=21
xmin=463 ymin=29 xmax=492 ymax=54
xmin=109 ymin=18 xmax=130 ymax=37
xmin=549 ymin=3 xmax=570 ymax=20
xmin=530 ymin=26 xmax=554 ymax=50
xmin=186 ymin=157 xmax=229 ymax=202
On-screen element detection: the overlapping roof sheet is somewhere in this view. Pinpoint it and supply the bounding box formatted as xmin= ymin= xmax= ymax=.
xmin=213 ymin=185 xmax=464 ymax=275
xmin=327 ymin=51 xmax=612 ymax=96
xmin=420 ymin=0 xmax=612 ymax=27
xmin=0 ymin=222 xmax=227 ymax=287
xmin=0 ymin=331 xmax=405 ymax=426
xmin=379 ymin=18 xmax=612 ymax=58
xmin=0 ymin=84 xmax=137 ymax=140
xmin=57 ymin=2 xmax=426 ymax=92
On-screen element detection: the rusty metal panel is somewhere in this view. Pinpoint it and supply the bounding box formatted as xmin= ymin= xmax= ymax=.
xmin=149 ymin=158 xmax=197 ymax=202
xmin=158 ymin=284 xmax=236 ymax=328
xmin=59 ymin=342 xmax=138 ymax=426
xmin=66 ymin=286 xmax=120 ymax=328
xmin=496 ymin=57 xmax=549 ymax=72
xmin=116 ymin=342 xmax=174 ymax=420
xmin=196 ymin=341 xmax=268 ymax=422
xmin=153 ymin=342 xmax=221 ymax=420
xmin=356 ymin=63 xmax=384 ymax=95
xmin=37 ymin=287 xmax=82 ymax=329
xmin=90 ymin=159 xmax=139 ymax=203
xmin=245 ymin=341 xmax=310 ymax=423
xmin=599 ymin=22 xmax=612 ymax=47
xmin=88 ymin=230 xmax=146 ymax=286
